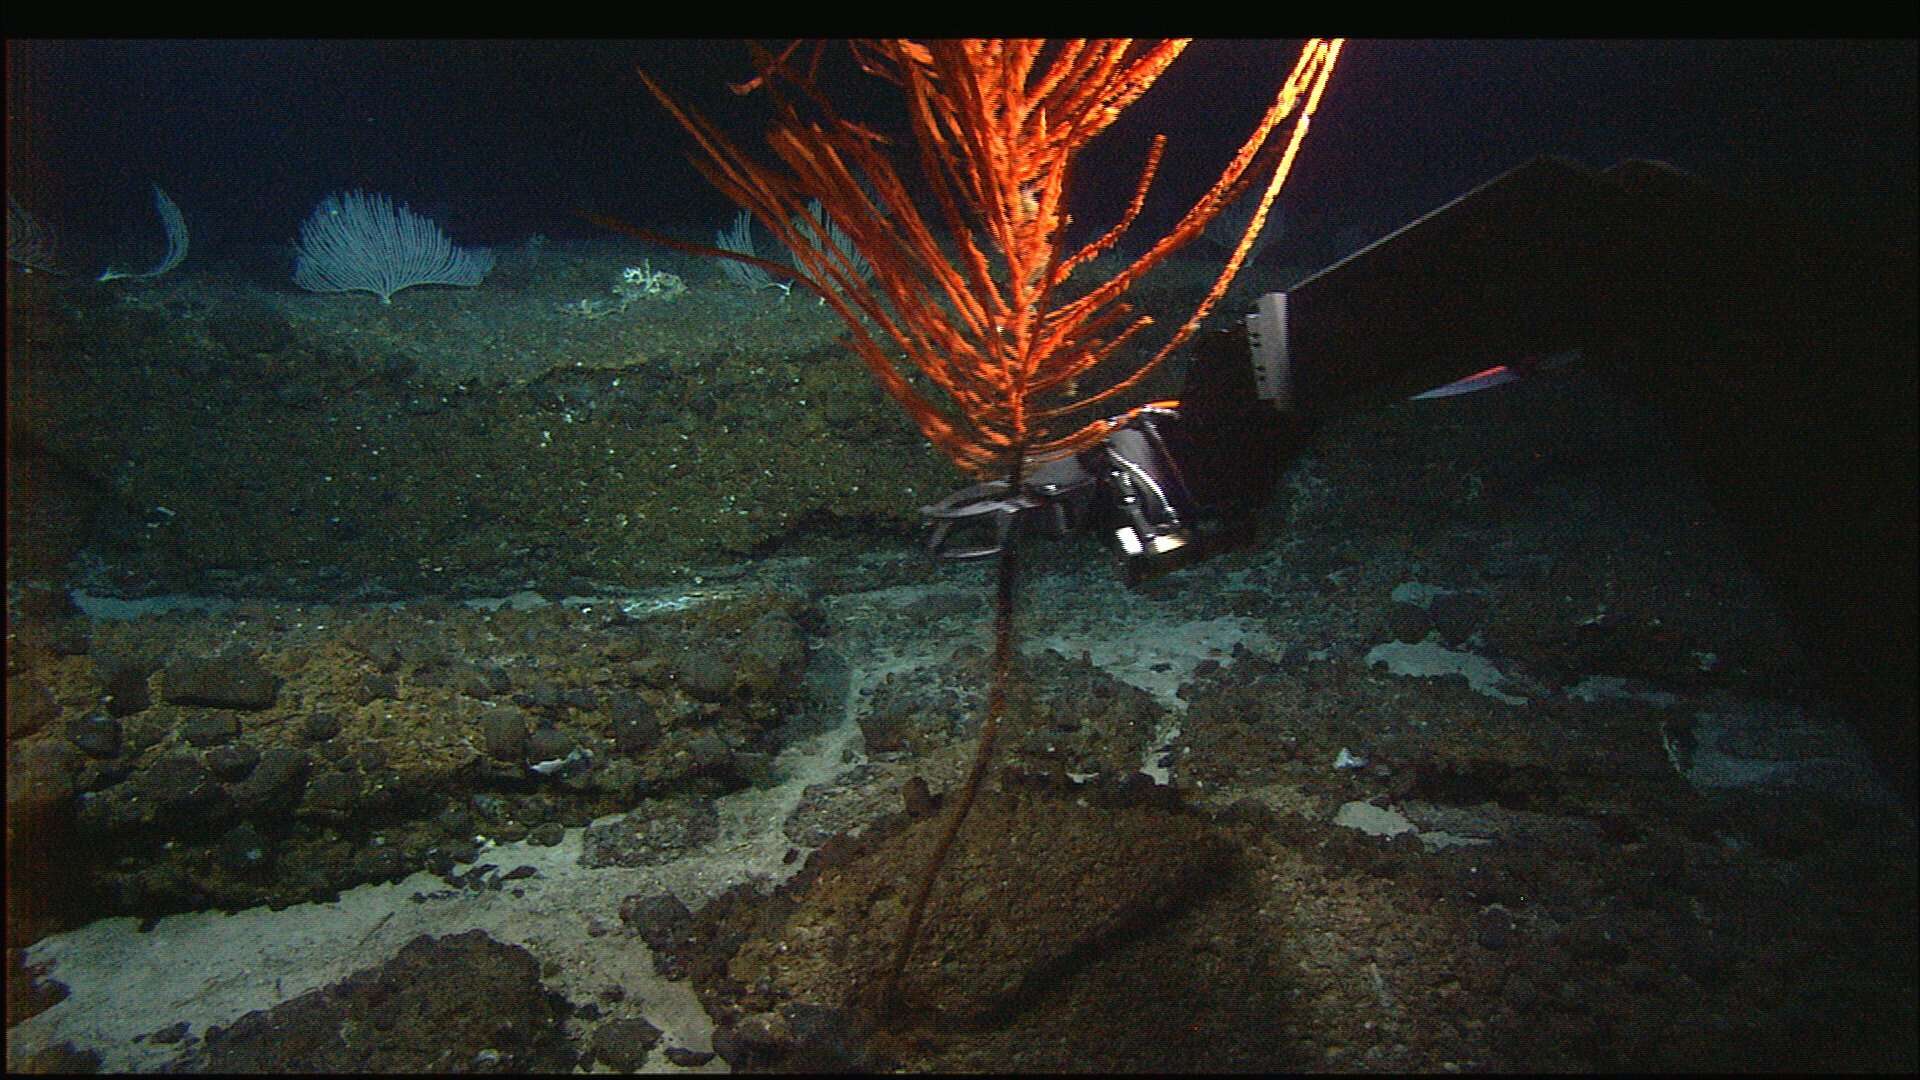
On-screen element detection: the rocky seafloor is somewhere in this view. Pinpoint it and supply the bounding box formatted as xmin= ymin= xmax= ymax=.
xmin=8 ymin=293 xmax=1915 ymax=1070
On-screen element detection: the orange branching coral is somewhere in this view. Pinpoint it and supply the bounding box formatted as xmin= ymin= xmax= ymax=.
xmin=642 ymin=38 xmax=1343 ymax=479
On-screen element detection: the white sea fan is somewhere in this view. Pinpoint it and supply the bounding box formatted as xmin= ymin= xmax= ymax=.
xmin=292 ymin=190 xmax=494 ymax=303
xmin=97 ymin=183 xmax=188 ymax=282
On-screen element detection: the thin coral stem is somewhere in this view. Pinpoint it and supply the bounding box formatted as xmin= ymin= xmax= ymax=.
xmin=878 ymin=447 xmax=1025 ymax=1013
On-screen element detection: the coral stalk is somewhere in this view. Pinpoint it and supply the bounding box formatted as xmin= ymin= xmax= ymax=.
xmin=643 ymin=38 xmax=1342 ymax=1021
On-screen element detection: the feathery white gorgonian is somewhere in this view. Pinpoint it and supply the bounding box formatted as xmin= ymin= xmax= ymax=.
xmin=292 ymin=190 xmax=494 ymax=303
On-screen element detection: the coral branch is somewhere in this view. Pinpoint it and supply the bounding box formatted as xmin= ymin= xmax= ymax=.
xmin=644 ymin=38 xmax=1342 ymax=477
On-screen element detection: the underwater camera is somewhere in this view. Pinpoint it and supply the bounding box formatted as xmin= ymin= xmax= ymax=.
xmin=921 ymin=299 xmax=1301 ymax=585
xmin=920 ymin=404 xmax=1201 ymax=582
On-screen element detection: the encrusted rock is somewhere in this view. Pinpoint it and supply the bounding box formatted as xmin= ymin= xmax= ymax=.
xmin=64 ymin=714 xmax=122 ymax=758
xmin=619 ymin=890 xmax=694 ymax=950
xmin=608 ymin=692 xmax=661 ymax=752
xmin=729 ymin=780 xmax=1235 ymax=1021
xmin=671 ymin=650 xmax=734 ymax=703
xmin=231 ymin=746 xmax=312 ymax=814
xmin=301 ymin=712 xmax=342 ymax=741
xmin=525 ymin=726 xmax=576 ymax=765
xmin=136 ymin=752 xmax=227 ymax=815
xmin=479 ymin=708 xmax=530 ymax=763
xmin=204 ymin=743 xmax=261 ymax=782
xmin=182 ymin=713 xmax=241 ymax=748
xmin=163 ymin=654 xmax=282 ymax=711
xmin=590 ymin=1016 xmax=662 ymax=1071
xmin=192 ymin=931 xmax=576 ymax=1072
xmin=301 ymin=770 xmax=363 ymax=818
xmin=99 ymin=662 xmax=153 ymax=717
xmin=582 ymin=800 xmax=719 ymax=868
